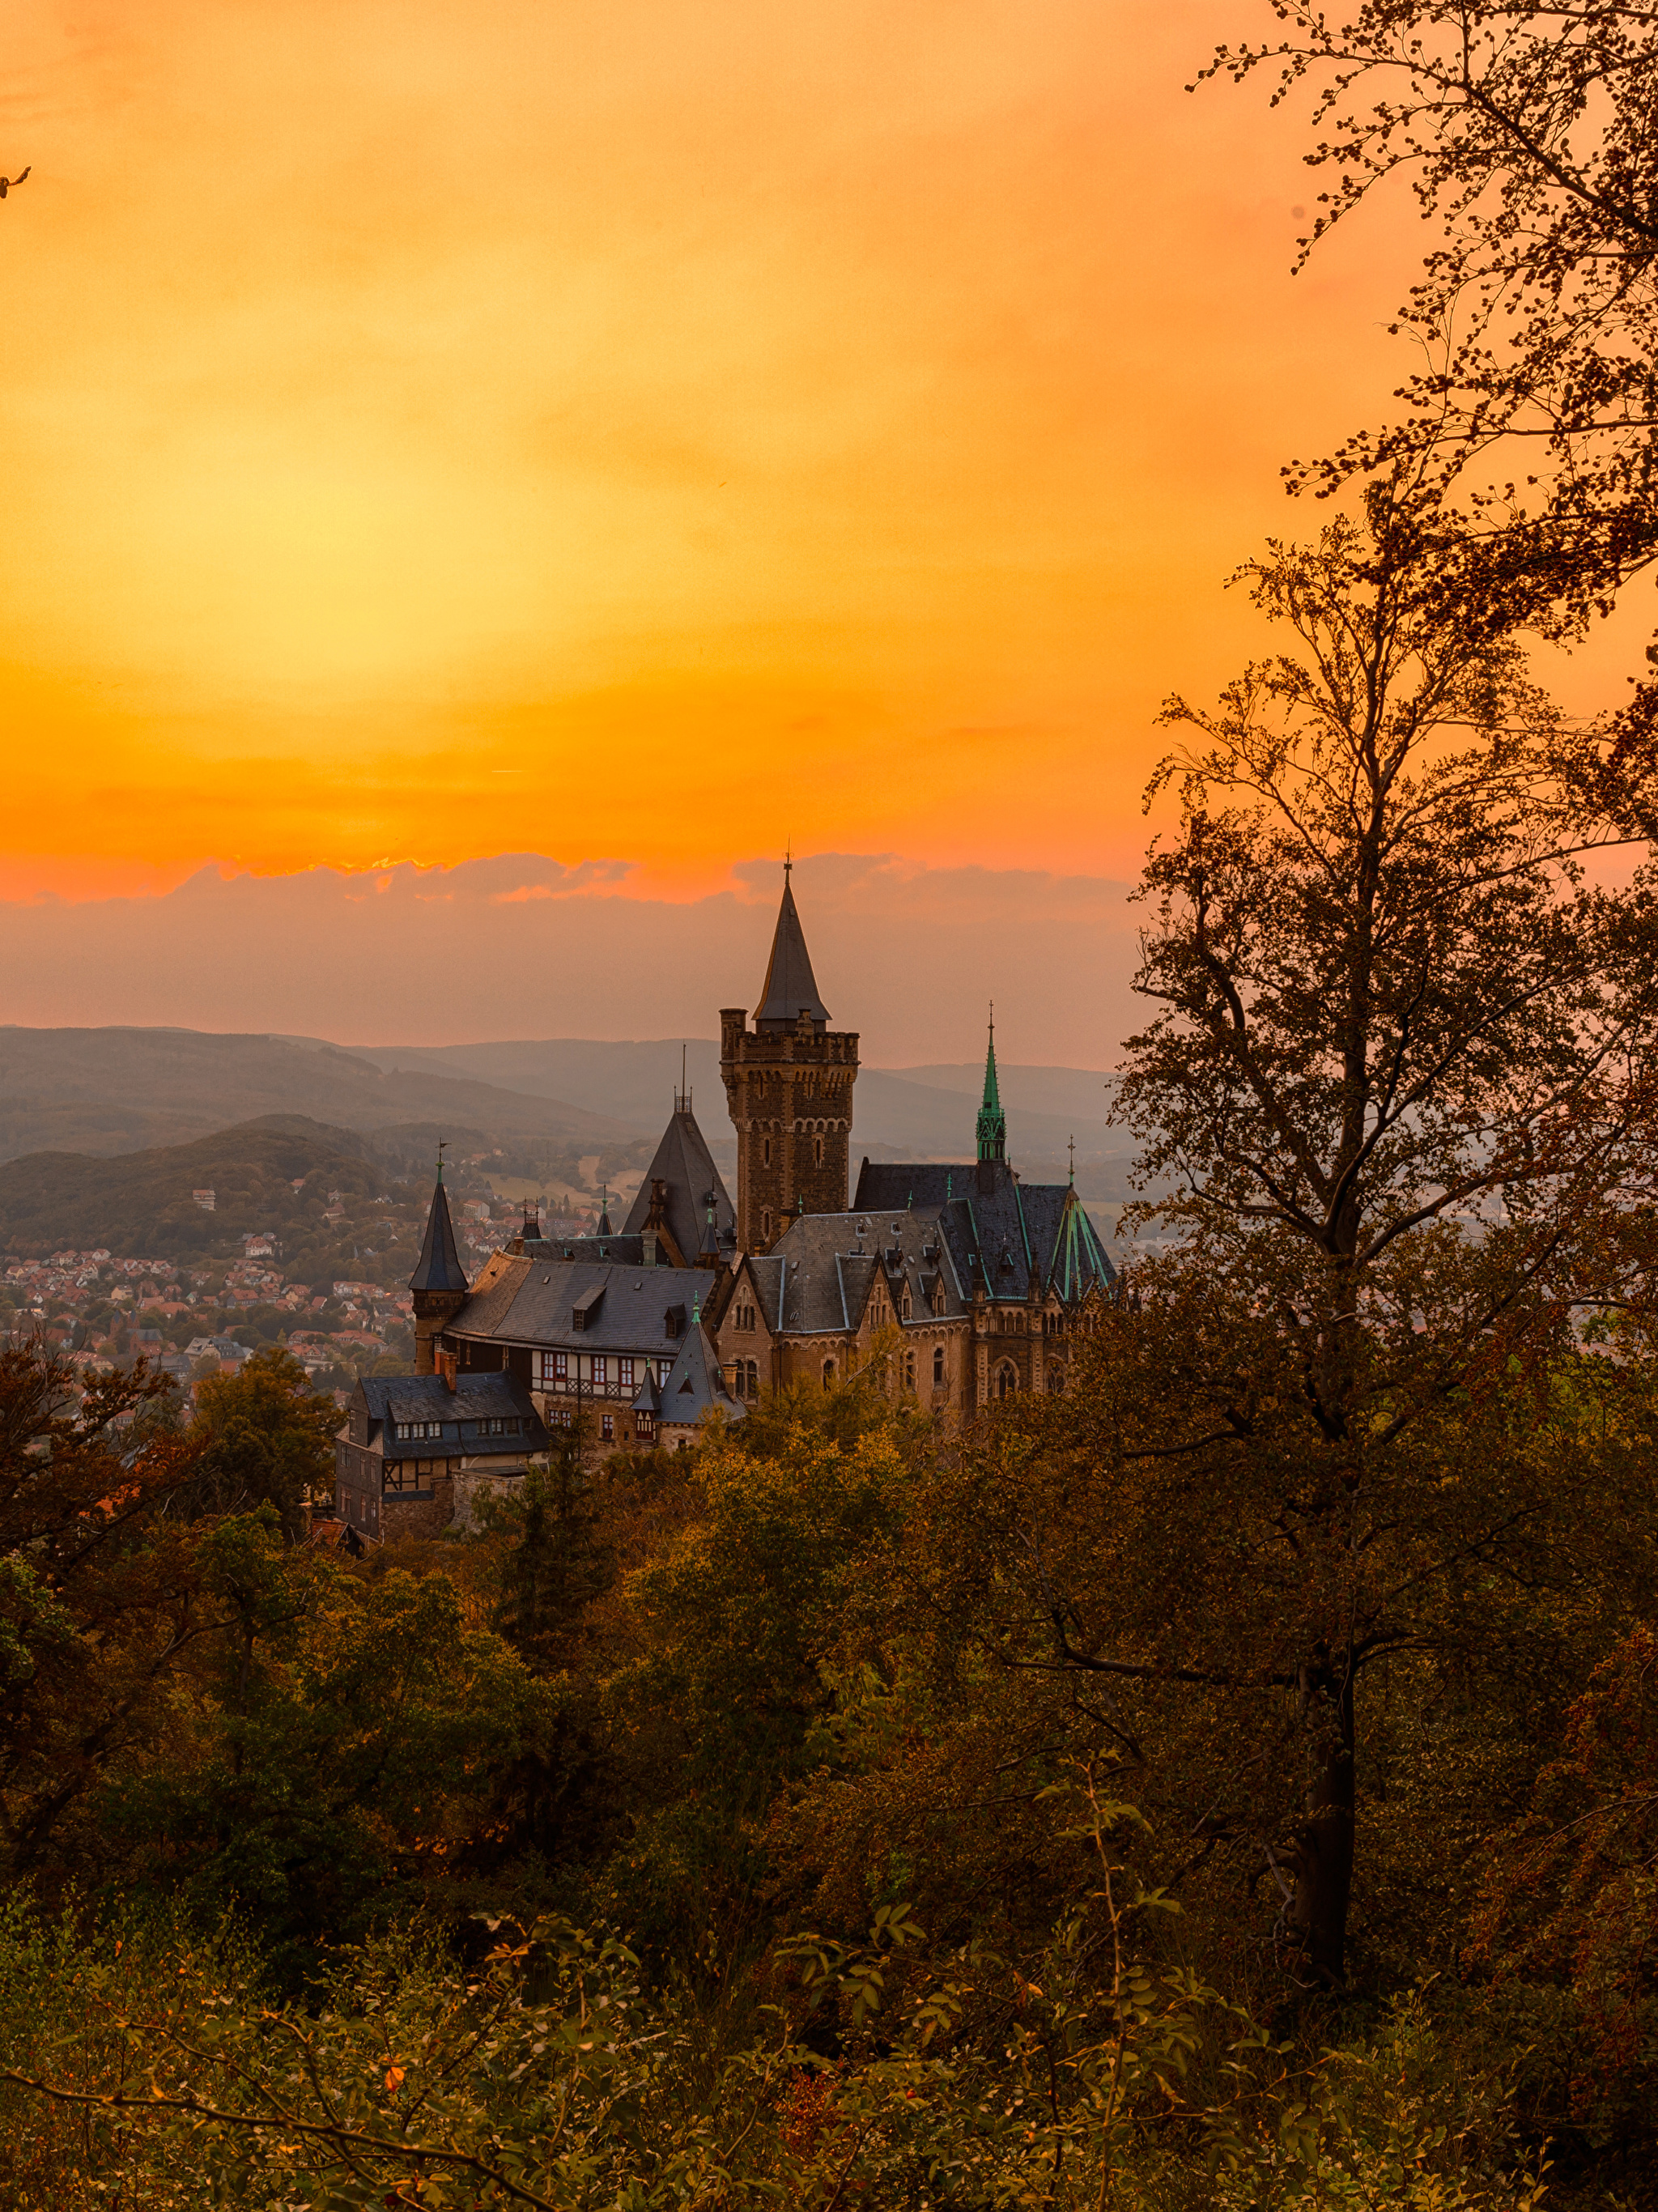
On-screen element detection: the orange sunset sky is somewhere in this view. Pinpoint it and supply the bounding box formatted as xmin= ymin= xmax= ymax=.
xmin=0 ymin=0 xmax=1650 ymax=1056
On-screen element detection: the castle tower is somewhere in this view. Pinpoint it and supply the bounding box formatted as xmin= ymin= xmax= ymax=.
xmin=720 ymin=864 xmax=859 ymax=1252
xmin=409 ymin=1152 xmax=470 ymax=1374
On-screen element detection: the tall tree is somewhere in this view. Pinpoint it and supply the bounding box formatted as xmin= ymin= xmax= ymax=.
xmin=1008 ymin=485 xmax=1658 ymax=1989
xmin=0 ymin=1345 xmax=209 ymax=1881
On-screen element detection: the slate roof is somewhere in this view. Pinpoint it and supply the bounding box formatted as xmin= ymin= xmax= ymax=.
xmin=763 ymin=1208 xmax=969 ymax=1336
xmin=409 ymin=1176 xmax=469 ymax=1295
xmin=659 ymin=1323 xmax=747 ymax=1428
xmin=755 ymin=875 xmax=831 ymax=1030
xmin=620 ymin=1104 xmax=736 ymax=1263
xmin=525 ymin=1232 xmax=647 ymax=1267
xmin=850 ymin=1159 xmax=1115 ymax=1304
xmin=444 ymin=1254 xmax=723 ymax=1355
xmin=347 ymin=1370 xmax=546 ymax=1465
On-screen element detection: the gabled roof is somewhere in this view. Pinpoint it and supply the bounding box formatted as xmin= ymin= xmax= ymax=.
xmin=766 ymin=1207 xmax=968 ymax=1335
xmin=851 ymin=1158 xmax=1116 ymax=1304
xmin=409 ymin=1176 xmax=469 ymax=1295
xmin=659 ymin=1324 xmax=746 ymax=1429
xmin=444 ymin=1254 xmax=724 ymax=1354
xmin=346 ymin=1370 xmax=546 ymax=1462
xmin=621 ymin=1104 xmax=735 ymax=1265
xmin=754 ymin=874 xmax=831 ymax=1029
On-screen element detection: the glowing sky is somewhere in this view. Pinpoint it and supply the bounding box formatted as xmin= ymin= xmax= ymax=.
xmin=2 ymin=0 xmax=1646 ymax=1052
xmin=0 ymin=0 xmax=1426 ymax=897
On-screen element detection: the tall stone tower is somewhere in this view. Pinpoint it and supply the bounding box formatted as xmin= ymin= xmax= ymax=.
xmin=720 ymin=865 xmax=859 ymax=1252
xmin=409 ymin=1156 xmax=470 ymax=1373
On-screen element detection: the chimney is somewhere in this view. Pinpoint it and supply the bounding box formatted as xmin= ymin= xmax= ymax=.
xmin=437 ymin=1347 xmax=458 ymax=1392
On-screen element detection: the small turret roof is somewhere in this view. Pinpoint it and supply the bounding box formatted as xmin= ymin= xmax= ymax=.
xmin=754 ymin=869 xmax=831 ymax=1028
xmin=659 ymin=1322 xmax=746 ymax=1430
xmin=409 ymin=1174 xmax=469 ymax=1295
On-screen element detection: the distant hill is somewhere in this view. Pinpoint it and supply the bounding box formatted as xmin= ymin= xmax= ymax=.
xmin=0 ymin=1117 xmax=391 ymax=1260
xmin=0 ymin=1026 xmax=636 ymax=1165
xmin=344 ymin=1036 xmax=1135 ymax=1190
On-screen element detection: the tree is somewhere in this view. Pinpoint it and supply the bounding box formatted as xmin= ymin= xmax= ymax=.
xmin=185 ymin=1346 xmax=338 ymax=1542
xmin=1209 ymin=2 xmax=1658 ymax=627
xmin=982 ymin=487 xmax=1658 ymax=1990
xmin=0 ymin=1343 xmax=212 ymax=1883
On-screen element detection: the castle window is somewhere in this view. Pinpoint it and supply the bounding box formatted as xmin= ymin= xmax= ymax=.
xmin=1047 ymin=1367 xmax=1066 ymax=1393
xmin=762 ymin=1210 xmax=772 ymax=1240
xmin=763 ymin=1137 xmax=772 ymax=1168
xmin=737 ymin=1301 xmax=756 ymax=1331
xmin=823 ymin=1358 xmax=836 ymax=1388
xmin=996 ymin=1362 xmax=1018 ymax=1399
xmin=619 ymin=1356 xmax=635 ymax=1389
xmin=657 ymin=1358 xmax=673 ymax=1385
xmin=900 ymin=1290 xmax=912 ymax=1321
xmin=813 ymin=1135 xmax=823 ymax=1167
xmin=745 ymin=1359 xmax=759 ymax=1397
xmin=543 ymin=1351 xmax=568 ymax=1383
xmin=903 ymin=1351 xmax=916 ymax=1392
xmin=592 ymin=1355 xmax=609 ymax=1389
xmin=601 ymin=1414 xmax=614 ymax=1441
xmin=933 ymin=1345 xmax=945 ymax=1386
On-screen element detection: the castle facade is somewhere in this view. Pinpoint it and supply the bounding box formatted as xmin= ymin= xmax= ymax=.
xmin=338 ymin=868 xmax=1115 ymax=1528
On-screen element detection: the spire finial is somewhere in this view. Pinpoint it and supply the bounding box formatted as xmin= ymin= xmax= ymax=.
xmin=784 ymin=841 xmax=792 ymax=884
xmin=1068 ymin=1134 xmax=1076 ymax=1187
xmin=436 ymin=1136 xmax=447 ymax=1184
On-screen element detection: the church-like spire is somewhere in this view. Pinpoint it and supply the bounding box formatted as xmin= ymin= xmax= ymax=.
xmin=976 ymin=1007 xmax=1006 ymax=1164
xmin=754 ymin=859 xmax=831 ymax=1031
xmin=410 ymin=1149 xmax=469 ymax=1295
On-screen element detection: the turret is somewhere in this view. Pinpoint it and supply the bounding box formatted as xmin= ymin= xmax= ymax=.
xmin=409 ymin=1147 xmax=470 ymax=1374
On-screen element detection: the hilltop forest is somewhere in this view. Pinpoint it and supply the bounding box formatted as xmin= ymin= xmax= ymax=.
xmin=14 ymin=4 xmax=1658 ymax=2206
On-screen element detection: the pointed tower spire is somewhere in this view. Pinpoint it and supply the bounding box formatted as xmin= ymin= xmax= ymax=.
xmin=976 ymin=1005 xmax=1006 ymax=1164
xmin=754 ymin=861 xmax=830 ymax=1032
xmin=409 ymin=1146 xmax=470 ymax=1374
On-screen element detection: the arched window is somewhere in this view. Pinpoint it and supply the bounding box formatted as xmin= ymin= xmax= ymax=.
xmin=903 ymin=1351 xmax=916 ymax=1392
xmin=763 ymin=1136 xmax=772 ymax=1168
xmin=996 ymin=1361 xmax=1018 ymax=1399
xmin=745 ymin=1359 xmax=759 ymax=1397
xmin=822 ymin=1358 xmax=836 ymax=1389
xmin=933 ymin=1345 xmax=945 ymax=1387
xmin=761 ymin=1209 xmax=772 ymax=1241
xmin=813 ymin=1134 xmax=823 ymax=1168
xmin=1047 ymin=1365 xmax=1065 ymax=1393
xmin=900 ymin=1289 xmax=912 ymax=1321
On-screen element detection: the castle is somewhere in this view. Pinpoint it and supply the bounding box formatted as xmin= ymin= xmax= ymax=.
xmin=335 ymin=868 xmax=1115 ymax=1540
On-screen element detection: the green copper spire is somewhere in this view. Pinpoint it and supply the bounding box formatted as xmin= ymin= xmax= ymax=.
xmin=976 ymin=1006 xmax=1006 ymax=1164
